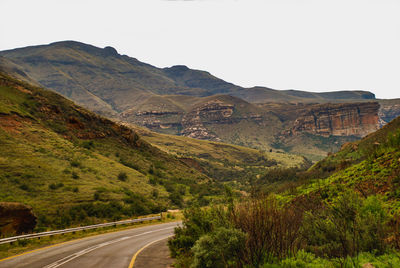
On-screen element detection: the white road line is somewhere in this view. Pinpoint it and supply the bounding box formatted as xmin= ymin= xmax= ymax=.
xmin=42 ymin=226 xmax=175 ymax=268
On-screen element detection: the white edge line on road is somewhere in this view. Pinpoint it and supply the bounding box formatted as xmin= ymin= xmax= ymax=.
xmin=41 ymin=226 xmax=175 ymax=268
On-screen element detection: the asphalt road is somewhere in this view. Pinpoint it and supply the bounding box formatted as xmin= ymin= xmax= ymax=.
xmin=0 ymin=221 xmax=179 ymax=268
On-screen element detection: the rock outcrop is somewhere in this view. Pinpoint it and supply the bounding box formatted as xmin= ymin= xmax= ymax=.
xmin=180 ymin=100 xmax=233 ymax=140
xmin=0 ymin=202 xmax=37 ymax=236
xmin=378 ymin=100 xmax=400 ymax=125
xmin=290 ymin=102 xmax=380 ymax=137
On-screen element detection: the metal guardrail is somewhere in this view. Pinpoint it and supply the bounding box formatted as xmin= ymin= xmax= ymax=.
xmin=0 ymin=215 xmax=161 ymax=245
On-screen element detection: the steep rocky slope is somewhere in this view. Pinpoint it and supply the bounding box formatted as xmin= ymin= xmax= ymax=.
xmin=289 ymin=102 xmax=380 ymax=137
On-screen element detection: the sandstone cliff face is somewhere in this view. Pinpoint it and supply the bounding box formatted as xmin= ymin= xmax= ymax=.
xmin=378 ymin=100 xmax=400 ymax=125
xmin=0 ymin=202 xmax=37 ymax=236
xmin=181 ymin=100 xmax=234 ymax=140
xmin=290 ymin=102 xmax=380 ymax=137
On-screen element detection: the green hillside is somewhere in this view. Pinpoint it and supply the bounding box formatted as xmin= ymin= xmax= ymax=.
xmin=0 ymin=72 xmax=222 ymax=230
xmin=281 ymin=115 xmax=400 ymax=213
xmin=0 ymin=71 xmax=310 ymax=232
xmin=134 ymin=126 xmax=308 ymax=187
xmin=169 ymin=116 xmax=400 ymax=268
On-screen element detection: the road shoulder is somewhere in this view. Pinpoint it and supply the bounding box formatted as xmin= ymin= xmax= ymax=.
xmin=133 ymin=237 xmax=173 ymax=268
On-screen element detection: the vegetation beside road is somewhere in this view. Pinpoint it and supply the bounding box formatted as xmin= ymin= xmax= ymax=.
xmin=169 ymin=116 xmax=400 ymax=267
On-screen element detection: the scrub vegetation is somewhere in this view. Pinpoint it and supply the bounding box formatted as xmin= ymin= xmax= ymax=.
xmin=169 ymin=115 xmax=400 ymax=267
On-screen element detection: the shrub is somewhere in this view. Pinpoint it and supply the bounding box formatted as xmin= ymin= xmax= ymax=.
xmin=192 ymin=227 xmax=246 ymax=268
xmin=117 ymin=171 xmax=128 ymax=181
xmin=19 ymin=184 xmax=30 ymax=191
xmin=82 ymin=140 xmax=94 ymax=149
xmin=230 ymin=196 xmax=303 ymax=266
xmin=70 ymin=159 xmax=81 ymax=167
xmin=302 ymin=192 xmax=388 ymax=262
xmin=148 ymin=167 xmax=154 ymax=175
xmin=49 ymin=182 xmax=64 ymax=190
xmin=169 ymin=191 xmax=183 ymax=207
xmin=169 ymin=206 xmax=214 ymax=258
xmin=152 ymin=189 xmax=159 ymax=198
xmin=71 ymin=171 xmax=79 ymax=179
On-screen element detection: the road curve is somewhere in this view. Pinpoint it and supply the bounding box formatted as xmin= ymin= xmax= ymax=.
xmin=0 ymin=221 xmax=179 ymax=268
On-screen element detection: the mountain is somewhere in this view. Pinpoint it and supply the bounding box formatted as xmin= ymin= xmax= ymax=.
xmin=0 ymin=71 xmax=311 ymax=232
xmin=0 ymin=41 xmax=377 ymax=113
xmin=0 ymin=72 xmax=219 ymax=230
xmin=1 ymin=41 xmax=398 ymax=161
xmin=126 ymin=95 xmax=381 ymax=160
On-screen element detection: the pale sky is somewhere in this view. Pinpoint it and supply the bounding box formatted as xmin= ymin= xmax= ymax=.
xmin=1 ymin=0 xmax=399 ymax=99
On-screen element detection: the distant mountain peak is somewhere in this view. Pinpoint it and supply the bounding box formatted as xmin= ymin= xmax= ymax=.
xmin=103 ymin=46 xmax=118 ymax=57
xmin=48 ymin=41 xmax=119 ymax=57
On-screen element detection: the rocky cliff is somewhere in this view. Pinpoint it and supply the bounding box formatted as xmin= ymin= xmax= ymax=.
xmin=378 ymin=99 xmax=400 ymax=125
xmin=180 ymin=100 xmax=234 ymax=140
xmin=0 ymin=202 xmax=36 ymax=236
xmin=290 ymin=102 xmax=380 ymax=137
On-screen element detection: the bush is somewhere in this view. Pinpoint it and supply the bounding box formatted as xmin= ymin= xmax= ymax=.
xmin=49 ymin=182 xmax=64 ymax=190
xmin=168 ymin=206 xmax=214 ymax=258
xmin=170 ymin=195 xmax=303 ymax=267
xmin=170 ymin=192 xmax=394 ymax=267
xmin=19 ymin=184 xmax=30 ymax=191
xmin=72 ymin=171 xmax=79 ymax=179
xmin=302 ymin=192 xmax=388 ymax=262
xmin=169 ymin=191 xmax=183 ymax=207
xmin=82 ymin=140 xmax=94 ymax=149
xmin=192 ymin=227 xmax=246 ymax=268
xmin=70 ymin=159 xmax=81 ymax=167
xmin=117 ymin=171 xmax=128 ymax=181
xmin=230 ymin=196 xmax=303 ymax=266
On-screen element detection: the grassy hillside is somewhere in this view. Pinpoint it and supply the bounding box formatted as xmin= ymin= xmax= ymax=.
xmin=0 ymin=72 xmax=223 ymax=230
xmin=133 ymin=126 xmax=308 ymax=188
xmin=281 ymin=115 xmax=400 ymax=213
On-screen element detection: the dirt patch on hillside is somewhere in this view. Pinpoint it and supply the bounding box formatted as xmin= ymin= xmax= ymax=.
xmin=0 ymin=114 xmax=28 ymax=134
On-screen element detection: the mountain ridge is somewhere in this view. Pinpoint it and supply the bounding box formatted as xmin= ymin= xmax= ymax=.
xmin=1 ymin=40 xmax=398 ymax=160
